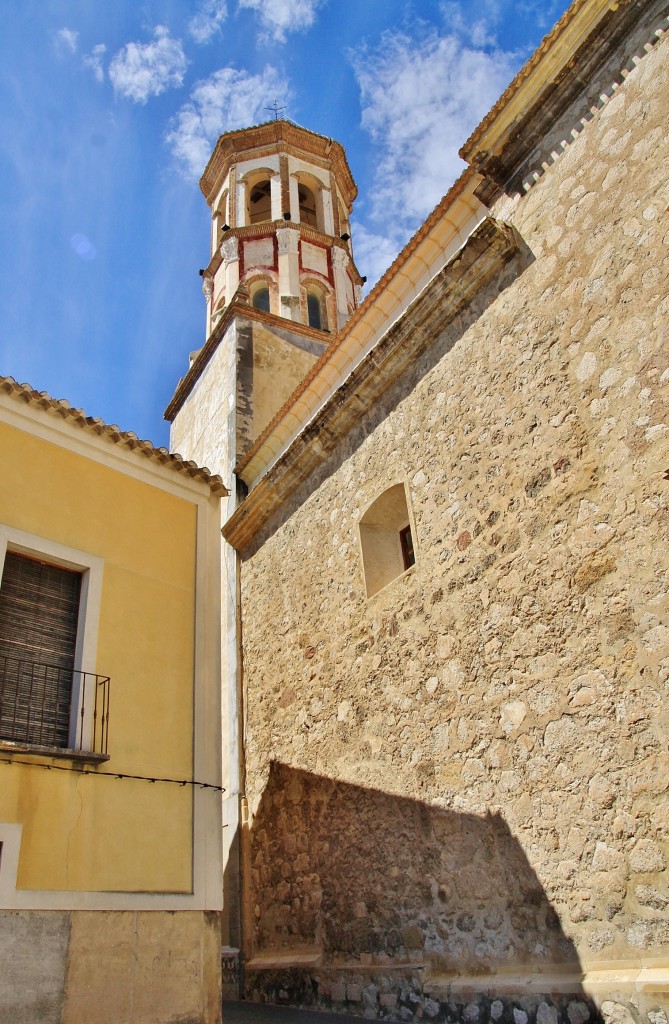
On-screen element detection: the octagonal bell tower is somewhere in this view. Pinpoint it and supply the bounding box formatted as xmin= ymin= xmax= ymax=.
xmin=199 ymin=119 xmax=362 ymax=338
xmin=167 ymin=125 xmax=364 ymax=952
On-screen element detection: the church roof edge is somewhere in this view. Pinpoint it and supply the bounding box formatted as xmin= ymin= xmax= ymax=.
xmin=461 ymin=0 xmax=650 ymax=180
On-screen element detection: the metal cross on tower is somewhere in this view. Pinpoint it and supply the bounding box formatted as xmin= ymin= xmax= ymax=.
xmin=265 ymin=99 xmax=285 ymax=121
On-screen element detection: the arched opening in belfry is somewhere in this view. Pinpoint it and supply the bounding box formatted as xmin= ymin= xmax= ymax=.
xmin=248 ymin=179 xmax=272 ymax=225
xmin=298 ymin=184 xmax=318 ymax=228
xmin=252 ymin=284 xmax=270 ymax=313
xmin=306 ymin=288 xmax=326 ymax=330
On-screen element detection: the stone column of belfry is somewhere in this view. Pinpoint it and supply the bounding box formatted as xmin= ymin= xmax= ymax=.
xmin=332 ymin=246 xmax=352 ymax=330
xmin=270 ymin=172 xmax=282 ymax=221
xmin=221 ymin=236 xmax=240 ymax=305
xmin=288 ymin=174 xmax=300 ymax=224
xmin=228 ymin=167 xmax=237 ymax=227
xmin=235 ymin=177 xmax=246 ymax=228
xmin=279 ymin=155 xmax=290 ymax=217
xmin=202 ymin=275 xmax=214 ymax=335
xmin=321 ymin=184 xmax=334 ymax=236
xmin=276 ymin=227 xmax=301 ymax=321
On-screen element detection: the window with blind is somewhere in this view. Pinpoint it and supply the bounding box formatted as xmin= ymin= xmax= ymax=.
xmin=0 ymin=551 xmax=82 ymax=748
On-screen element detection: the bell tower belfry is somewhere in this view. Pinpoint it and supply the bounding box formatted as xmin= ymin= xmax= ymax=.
xmin=166 ymin=116 xmax=366 ymax=509
xmin=165 ymin=122 xmax=363 ymax=955
xmin=200 ymin=119 xmax=362 ymax=338
xmin=167 ymin=120 xmax=362 ymax=482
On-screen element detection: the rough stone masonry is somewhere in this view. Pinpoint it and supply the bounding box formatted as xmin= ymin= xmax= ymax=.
xmin=236 ymin=5 xmax=668 ymax=1022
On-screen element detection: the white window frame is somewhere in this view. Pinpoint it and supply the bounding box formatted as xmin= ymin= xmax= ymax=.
xmin=0 ymin=525 xmax=104 ymax=753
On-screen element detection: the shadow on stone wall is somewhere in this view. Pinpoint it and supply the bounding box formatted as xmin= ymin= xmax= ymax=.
xmin=243 ymin=762 xmax=602 ymax=1022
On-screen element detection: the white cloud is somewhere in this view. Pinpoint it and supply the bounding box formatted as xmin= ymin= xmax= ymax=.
xmin=188 ymin=0 xmax=228 ymax=44
xmin=166 ymin=65 xmax=290 ymax=179
xmin=55 ymin=28 xmax=79 ymax=55
xmin=351 ymin=26 xmax=519 ymax=239
xmin=350 ymin=221 xmax=406 ymax=296
xmin=439 ymin=1 xmax=500 ymax=48
xmin=237 ymin=0 xmax=326 ymax=43
xmin=109 ymin=26 xmax=187 ymax=104
xmin=83 ymin=44 xmax=106 ymax=84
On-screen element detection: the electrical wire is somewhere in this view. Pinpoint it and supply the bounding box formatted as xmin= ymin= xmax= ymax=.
xmin=0 ymin=754 xmax=225 ymax=791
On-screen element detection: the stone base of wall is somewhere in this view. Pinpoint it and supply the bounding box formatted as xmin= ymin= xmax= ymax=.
xmin=244 ymin=965 xmax=669 ymax=1024
xmin=0 ymin=909 xmax=222 ymax=1024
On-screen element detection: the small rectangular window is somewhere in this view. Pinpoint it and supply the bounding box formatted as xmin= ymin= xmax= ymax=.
xmin=399 ymin=525 xmax=415 ymax=571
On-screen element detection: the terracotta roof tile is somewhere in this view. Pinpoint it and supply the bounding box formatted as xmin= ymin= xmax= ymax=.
xmin=461 ymin=0 xmax=605 ymax=160
xmin=0 ymin=376 xmax=228 ymax=496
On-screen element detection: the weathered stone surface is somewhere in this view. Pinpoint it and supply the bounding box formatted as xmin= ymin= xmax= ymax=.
xmin=600 ymin=1003 xmax=635 ymax=1024
xmin=232 ymin=7 xmax=669 ymax=1022
xmin=629 ymin=839 xmax=666 ymax=874
xmin=0 ymin=911 xmax=70 ymax=1024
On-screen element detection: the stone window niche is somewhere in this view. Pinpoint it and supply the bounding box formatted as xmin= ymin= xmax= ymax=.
xmin=359 ymin=484 xmax=416 ymax=598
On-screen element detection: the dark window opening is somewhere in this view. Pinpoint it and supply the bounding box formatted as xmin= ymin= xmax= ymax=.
xmin=307 ymin=292 xmax=323 ymax=330
xmin=252 ymin=286 xmax=270 ymax=313
xmin=400 ymin=525 xmax=415 ymax=570
xmin=298 ymin=184 xmax=318 ymax=228
xmin=249 ymin=180 xmax=272 ymax=224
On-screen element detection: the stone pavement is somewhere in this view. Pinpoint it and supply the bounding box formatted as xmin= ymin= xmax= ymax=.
xmin=223 ymin=1001 xmax=359 ymax=1024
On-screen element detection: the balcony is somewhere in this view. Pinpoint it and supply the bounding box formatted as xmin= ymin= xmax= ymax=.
xmin=0 ymin=655 xmax=110 ymax=762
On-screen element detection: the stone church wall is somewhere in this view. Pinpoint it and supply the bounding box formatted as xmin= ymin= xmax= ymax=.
xmin=237 ymin=14 xmax=668 ymax=1023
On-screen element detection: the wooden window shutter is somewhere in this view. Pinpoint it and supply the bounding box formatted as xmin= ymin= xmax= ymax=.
xmin=0 ymin=551 xmax=82 ymax=747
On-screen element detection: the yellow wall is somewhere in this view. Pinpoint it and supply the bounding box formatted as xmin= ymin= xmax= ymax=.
xmin=0 ymin=422 xmax=199 ymax=893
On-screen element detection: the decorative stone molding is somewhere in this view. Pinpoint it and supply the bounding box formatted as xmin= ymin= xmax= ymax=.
xmin=331 ymin=247 xmax=349 ymax=271
xmin=202 ymin=277 xmax=214 ymax=301
xmin=276 ymin=228 xmax=299 ymax=256
xmin=220 ymin=236 xmax=239 ymax=263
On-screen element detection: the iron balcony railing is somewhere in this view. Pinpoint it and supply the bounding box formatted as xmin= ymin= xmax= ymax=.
xmin=0 ymin=654 xmax=110 ymax=756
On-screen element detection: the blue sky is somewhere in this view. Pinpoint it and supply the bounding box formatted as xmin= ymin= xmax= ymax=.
xmin=0 ymin=0 xmax=569 ymax=450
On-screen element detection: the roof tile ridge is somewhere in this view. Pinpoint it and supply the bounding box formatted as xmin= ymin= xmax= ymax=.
xmin=461 ymin=0 xmax=598 ymax=159
xmin=0 ymin=375 xmax=227 ymax=496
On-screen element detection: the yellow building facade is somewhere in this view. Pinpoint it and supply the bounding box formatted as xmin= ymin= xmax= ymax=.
xmin=0 ymin=378 xmax=226 ymax=1024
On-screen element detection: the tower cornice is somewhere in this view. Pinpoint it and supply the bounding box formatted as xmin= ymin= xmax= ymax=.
xmin=200 ymin=120 xmax=357 ymax=209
